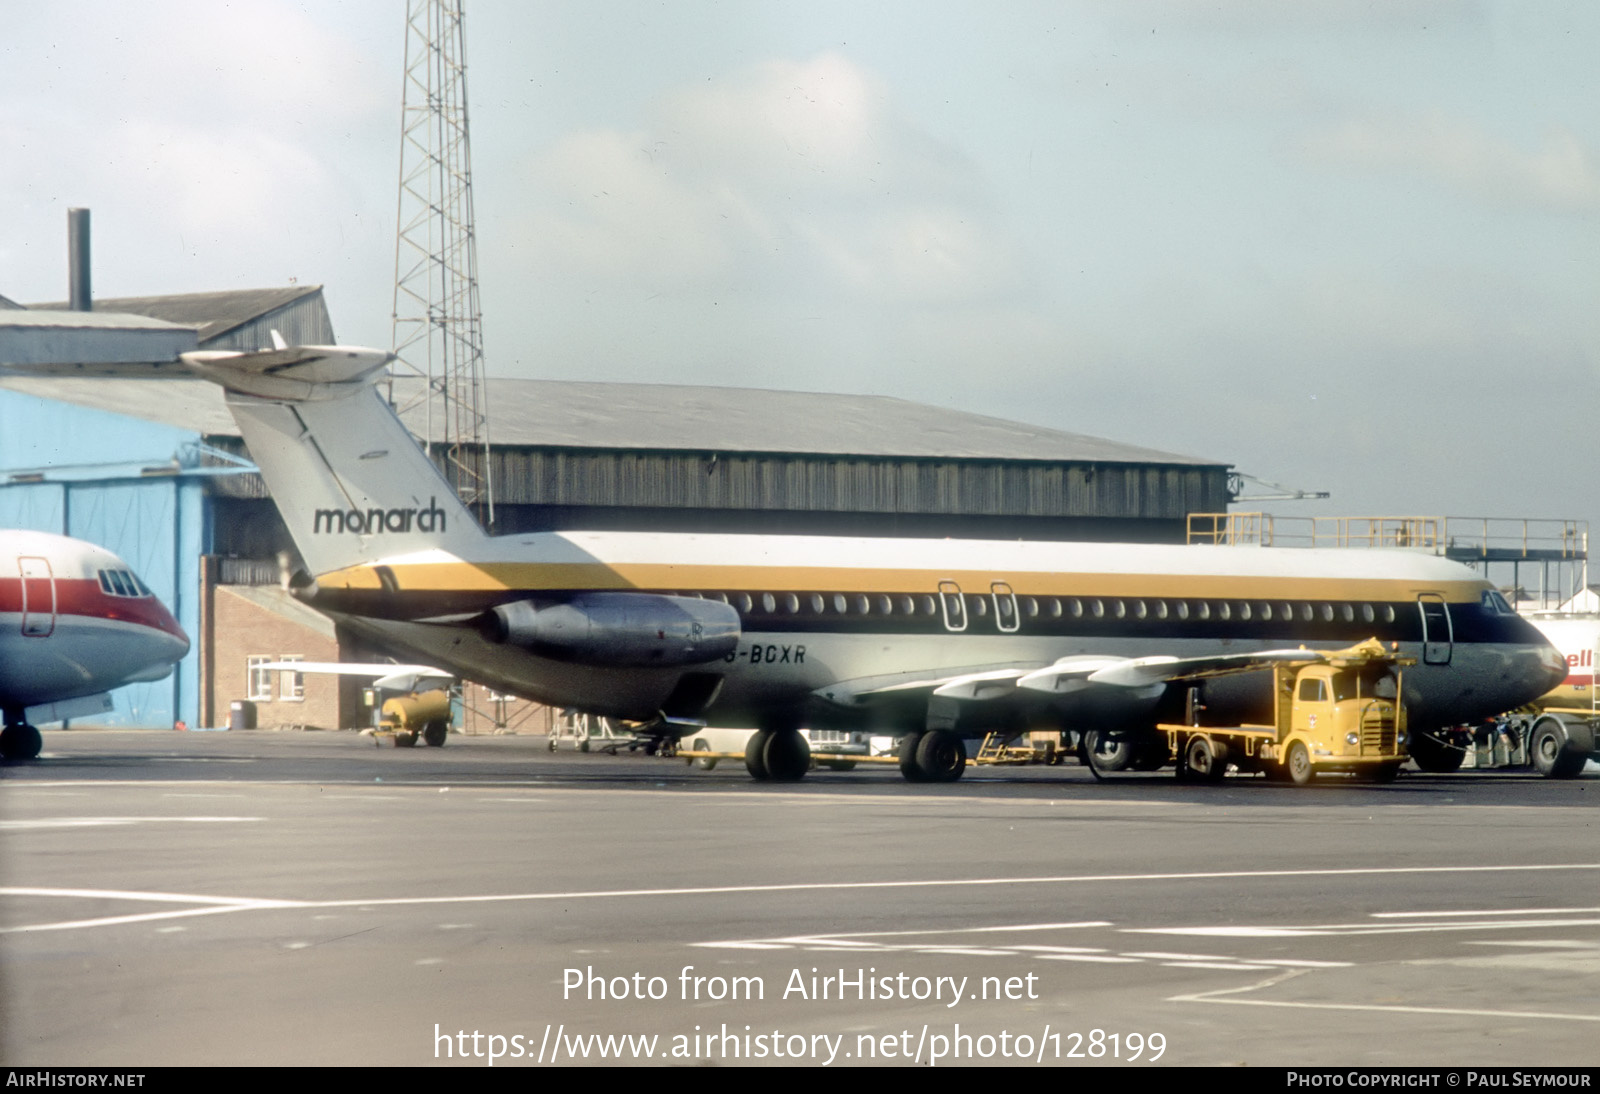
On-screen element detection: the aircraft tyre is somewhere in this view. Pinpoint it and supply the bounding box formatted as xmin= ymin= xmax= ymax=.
xmin=898 ymin=732 xmax=928 ymax=782
xmin=822 ymin=760 xmax=856 ymax=771
xmin=762 ymin=729 xmax=810 ymax=782
xmin=1185 ymin=736 xmax=1227 ymax=782
xmin=1408 ymin=729 xmax=1464 ymax=773
xmin=1287 ymin=741 xmax=1315 ymax=785
xmin=422 ymin=720 xmax=449 ymax=747
xmin=914 ymin=730 xmax=967 ymax=783
xmin=0 ymin=723 xmax=42 ymax=762
xmin=1530 ymin=715 xmax=1588 ymax=779
xmin=744 ymin=729 xmax=773 ymax=780
xmin=1079 ymin=729 xmax=1132 ymax=772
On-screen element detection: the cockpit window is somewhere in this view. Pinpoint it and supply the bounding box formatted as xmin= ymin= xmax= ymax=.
xmin=1481 ymin=590 xmax=1513 ymax=615
xmin=98 ymin=568 xmax=151 ymax=598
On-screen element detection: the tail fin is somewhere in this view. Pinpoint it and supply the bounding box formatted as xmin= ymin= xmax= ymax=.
xmin=181 ymin=344 xmax=486 ymax=576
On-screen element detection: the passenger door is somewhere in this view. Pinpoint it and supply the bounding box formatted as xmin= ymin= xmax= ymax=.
xmin=1417 ymin=594 xmax=1452 ymax=665
xmin=19 ymin=556 xmax=55 ymax=638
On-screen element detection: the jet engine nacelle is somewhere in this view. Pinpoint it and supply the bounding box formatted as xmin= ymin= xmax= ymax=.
xmin=486 ymin=593 xmax=741 ymax=667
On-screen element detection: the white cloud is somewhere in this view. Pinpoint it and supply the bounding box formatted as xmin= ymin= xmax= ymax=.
xmin=517 ymin=52 xmax=1031 ymax=306
xmin=1304 ymin=113 xmax=1600 ymax=214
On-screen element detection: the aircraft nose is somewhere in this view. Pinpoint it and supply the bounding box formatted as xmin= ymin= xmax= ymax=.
xmin=1535 ymin=642 xmax=1568 ymax=693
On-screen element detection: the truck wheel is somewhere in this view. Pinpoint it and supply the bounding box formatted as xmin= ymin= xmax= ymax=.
xmin=1369 ymin=763 xmax=1402 ymax=783
xmin=1287 ymin=741 xmax=1315 ymax=785
xmin=422 ymin=720 xmax=448 ymax=747
xmin=1530 ymin=716 xmax=1588 ymax=779
xmin=393 ymin=731 xmax=417 ymax=748
xmin=1185 ymin=736 xmax=1228 ymax=782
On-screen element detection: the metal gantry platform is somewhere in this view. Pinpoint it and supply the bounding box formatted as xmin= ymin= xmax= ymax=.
xmin=1188 ymin=513 xmax=1590 ymax=610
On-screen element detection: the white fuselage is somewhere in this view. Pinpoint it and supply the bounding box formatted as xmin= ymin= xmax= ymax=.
xmin=0 ymin=530 xmax=190 ymax=723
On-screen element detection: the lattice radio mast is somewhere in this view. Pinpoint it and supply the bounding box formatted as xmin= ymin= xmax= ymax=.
xmin=390 ymin=0 xmax=492 ymax=524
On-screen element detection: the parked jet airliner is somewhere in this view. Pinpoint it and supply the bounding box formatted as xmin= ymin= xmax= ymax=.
xmin=159 ymin=341 xmax=1569 ymax=783
xmin=1 ymin=530 xmax=190 ymax=759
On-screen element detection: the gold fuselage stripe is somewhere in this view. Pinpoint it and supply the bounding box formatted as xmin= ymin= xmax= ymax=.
xmin=315 ymin=560 xmax=1487 ymax=603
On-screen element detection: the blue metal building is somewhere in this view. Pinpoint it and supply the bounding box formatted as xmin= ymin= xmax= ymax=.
xmin=0 ymin=286 xmax=336 ymax=728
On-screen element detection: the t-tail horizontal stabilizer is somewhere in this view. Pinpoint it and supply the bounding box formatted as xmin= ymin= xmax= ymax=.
xmin=181 ymin=344 xmax=392 ymax=401
xmin=181 ymin=342 xmax=488 ymax=577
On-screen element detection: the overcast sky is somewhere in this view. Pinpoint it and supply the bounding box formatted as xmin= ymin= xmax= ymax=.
xmin=3 ymin=1 xmax=1597 ymax=544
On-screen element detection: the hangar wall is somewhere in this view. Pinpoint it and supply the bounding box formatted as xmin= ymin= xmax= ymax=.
xmin=0 ymin=390 xmax=206 ymax=728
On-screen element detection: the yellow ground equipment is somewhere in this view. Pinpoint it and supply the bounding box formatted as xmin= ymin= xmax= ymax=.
xmin=377 ymin=688 xmax=452 ymax=748
xmin=1149 ymin=638 xmax=1413 ymax=785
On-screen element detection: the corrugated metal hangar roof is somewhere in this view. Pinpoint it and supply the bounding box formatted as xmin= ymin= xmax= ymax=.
xmin=0 ymin=374 xmax=1221 ymax=467
xmin=26 ymin=286 xmax=327 ymax=346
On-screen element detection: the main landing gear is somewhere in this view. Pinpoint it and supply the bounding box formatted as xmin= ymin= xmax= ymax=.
xmin=741 ymin=726 xmax=970 ymax=784
xmin=897 ymin=729 xmax=967 ymax=783
xmin=744 ymin=726 xmax=811 ymax=782
xmin=1 ymin=711 xmax=43 ymax=762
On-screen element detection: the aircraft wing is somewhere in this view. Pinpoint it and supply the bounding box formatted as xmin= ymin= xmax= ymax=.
xmin=815 ymin=647 xmax=1326 ymax=713
xmin=259 ymin=661 xmax=453 ymax=694
xmin=1022 ymin=648 xmax=1323 ymax=692
xmin=813 ymin=664 xmax=1044 ymax=707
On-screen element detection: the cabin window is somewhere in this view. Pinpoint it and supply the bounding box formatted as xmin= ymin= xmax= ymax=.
xmin=1066 ymin=599 xmax=1080 ymax=618
xmin=1090 ymin=599 xmax=1104 ymax=618
xmin=1382 ymin=605 xmax=1395 ymax=623
xmin=832 ymin=594 xmax=848 ymax=613
xmin=971 ymin=596 xmax=988 ymax=617
xmin=809 ymin=594 xmax=825 ymax=613
xmin=1362 ymin=604 xmax=1376 ymax=623
xmin=898 ymin=595 xmax=916 ymax=614
xmin=782 ymin=593 xmax=800 ymax=613
xmin=1298 ymin=677 xmax=1327 ymax=703
xmin=920 ymin=595 xmax=938 ymax=615
xmin=1258 ymin=603 xmax=1273 ymax=622
xmin=1023 ymin=597 xmax=1039 ymax=618
xmin=1175 ymin=600 xmax=1189 ymax=620
xmin=1341 ymin=604 xmax=1355 ymax=622
xmin=1195 ymin=601 xmax=1210 ymax=621
xmin=1133 ymin=600 xmax=1147 ymax=620
xmin=1154 ymin=600 xmax=1168 ymax=620
xmin=1238 ymin=602 xmax=1252 ymax=622
xmin=1216 ymin=602 xmax=1230 ymax=621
